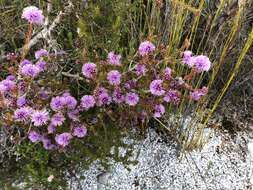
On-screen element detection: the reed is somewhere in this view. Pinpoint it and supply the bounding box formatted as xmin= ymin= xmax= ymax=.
xmin=128 ymin=0 xmax=252 ymax=150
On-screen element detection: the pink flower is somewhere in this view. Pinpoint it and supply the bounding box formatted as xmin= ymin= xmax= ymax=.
xmin=62 ymin=94 xmax=77 ymax=110
xmin=135 ymin=64 xmax=147 ymax=76
xmin=16 ymin=96 xmax=27 ymax=107
xmin=94 ymin=87 xmax=108 ymax=96
xmin=28 ymin=131 xmax=41 ymax=142
xmin=82 ymin=63 xmax=97 ymax=79
xmin=14 ymin=107 xmax=33 ymax=122
xmin=125 ymin=92 xmax=139 ymax=106
xmin=194 ymin=55 xmax=211 ymax=72
xmin=35 ymin=49 xmax=48 ymax=59
xmin=67 ymin=109 xmax=80 ymax=121
xmin=182 ymin=51 xmax=194 ymax=67
xmin=36 ymin=60 xmax=47 ymax=71
xmin=81 ymin=95 xmax=96 ymax=110
xmin=31 ymin=110 xmax=49 ymax=126
xmin=73 ymin=126 xmax=87 ymax=138
xmin=0 ymin=79 xmax=16 ymax=93
xmin=164 ymin=67 xmax=172 ymax=80
xmin=47 ymin=123 xmax=56 ymax=134
xmin=107 ymin=70 xmax=121 ymax=86
xmin=190 ymin=86 xmax=208 ymax=101
xmin=150 ymin=80 xmax=165 ymax=96
xmin=108 ymin=52 xmax=121 ymax=65
xmin=138 ymin=41 xmax=155 ymax=56
xmin=112 ymin=88 xmax=125 ymax=103
xmin=55 ymin=132 xmax=72 ymax=147
xmin=97 ymin=92 xmax=112 ymax=106
xmin=22 ymin=6 xmax=44 ymax=25
xmin=20 ymin=59 xmax=32 ymax=66
xmin=154 ymin=104 xmax=165 ymax=118
xmin=41 ymin=137 xmax=55 ymax=150
xmin=163 ymin=90 xmax=181 ymax=105
xmin=50 ymin=96 xmax=65 ymax=111
xmin=51 ymin=113 xmax=65 ymax=126
xmin=21 ymin=64 xmax=40 ymax=78
xmin=124 ymin=79 xmax=137 ymax=90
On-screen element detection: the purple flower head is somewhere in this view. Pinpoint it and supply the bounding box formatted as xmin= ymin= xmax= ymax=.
xmin=190 ymin=86 xmax=208 ymax=101
xmin=94 ymin=87 xmax=108 ymax=96
xmin=81 ymin=95 xmax=95 ymax=110
xmin=73 ymin=126 xmax=87 ymax=138
xmin=0 ymin=79 xmax=16 ymax=93
xmin=125 ymin=92 xmax=139 ymax=106
xmin=108 ymin=52 xmax=121 ymax=65
xmin=20 ymin=59 xmax=32 ymax=67
xmin=112 ymin=88 xmax=125 ymax=103
xmin=97 ymin=92 xmax=112 ymax=106
xmin=51 ymin=113 xmax=65 ymax=126
xmin=150 ymin=80 xmax=165 ymax=96
xmin=165 ymin=67 xmax=172 ymax=80
xmin=82 ymin=62 xmax=97 ymax=79
xmin=194 ymin=55 xmax=211 ymax=73
xmin=17 ymin=96 xmax=27 ymax=107
xmin=183 ymin=50 xmax=192 ymax=58
xmin=62 ymin=94 xmax=77 ymax=110
xmin=6 ymin=75 xmax=15 ymax=81
xmin=28 ymin=131 xmax=41 ymax=143
xmin=138 ymin=41 xmax=155 ymax=56
xmin=124 ymin=79 xmax=137 ymax=90
xmin=182 ymin=51 xmax=195 ymax=67
xmin=0 ymin=84 xmax=7 ymax=93
xmin=50 ymin=96 xmax=65 ymax=111
xmin=36 ymin=60 xmax=47 ymax=71
xmin=14 ymin=107 xmax=33 ymax=122
xmin=135 ymin=64 xmax=147 ymax=76
xmin=55 ymin=132 xmax=72 ymax=147
xmin=21 ymin=64 xmax=40 ymax=78
xmin=67 ymin=109 xmax=80 ymax=121
xmin=154 ymin=104 xmax=165 ymax=118
xmin=31 ymin=110 xmax=49 ymax=126
xmin=107 ymin=70 xmax=121 ymax=86
xmin=35 ymin=49 xmax=48 ymax=59
xmin=163 ymin=90 xmax=181 ymax=105
xmin=48 ymin=123 xmax=56 ymax=134
xmin=22 ymin=6 xmax=44 ymax=25
xmin=41 ymin=137 xmax=55 ymax=150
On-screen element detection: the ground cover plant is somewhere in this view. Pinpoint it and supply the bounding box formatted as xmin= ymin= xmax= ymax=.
xmin=0 ymin=0 xmax=253 ymax=189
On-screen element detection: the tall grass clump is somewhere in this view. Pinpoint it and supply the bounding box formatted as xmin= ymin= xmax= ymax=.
xmin=116 ymin=0 xmax=253 ymax=150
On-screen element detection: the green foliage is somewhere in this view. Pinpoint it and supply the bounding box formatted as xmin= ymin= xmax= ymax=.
xmin=0 ymin=123 xmax=136 ymax=189
xmin=77 ymin=0 xmax=131 ymax=58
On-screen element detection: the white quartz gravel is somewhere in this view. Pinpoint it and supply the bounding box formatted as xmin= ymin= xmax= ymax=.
xmin=69 ymin=128 xmax=252 ymax=190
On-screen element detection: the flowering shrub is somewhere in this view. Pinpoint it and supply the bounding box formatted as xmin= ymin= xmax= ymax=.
xmin=0 ymin=6 xmax=212 ymax=152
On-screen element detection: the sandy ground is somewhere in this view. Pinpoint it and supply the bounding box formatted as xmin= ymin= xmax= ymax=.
xmin=68 ymin=127 xmax=252 ymax=190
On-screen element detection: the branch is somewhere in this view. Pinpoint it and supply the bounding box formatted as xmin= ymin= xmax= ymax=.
xmin=61 ymin=72 xmax=84 ymax=80
xmin=25 ymin=1 xmax=74 ymax=50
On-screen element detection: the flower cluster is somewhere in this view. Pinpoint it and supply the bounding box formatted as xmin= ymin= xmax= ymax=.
xmin=182 ymin=50 xmax=211 ymax=73
xmin=0 ymin=6 xmax=212 ymax=151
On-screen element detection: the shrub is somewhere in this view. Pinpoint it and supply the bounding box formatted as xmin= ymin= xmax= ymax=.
xmin=0 ymin=5 xmax=212 ymax=151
